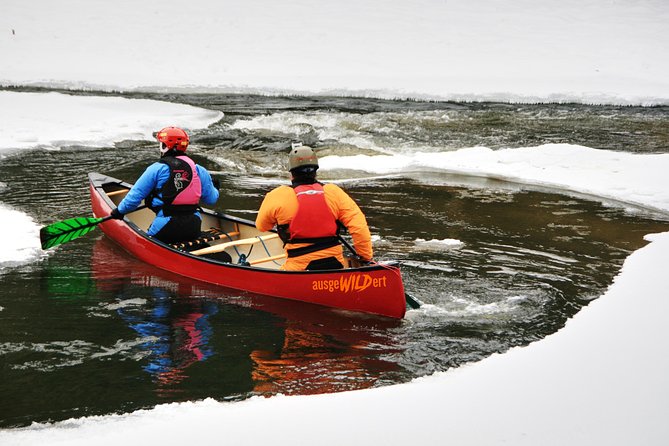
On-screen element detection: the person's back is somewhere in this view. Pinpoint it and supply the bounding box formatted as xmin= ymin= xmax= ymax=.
xmin=111 ymin=127 xmax=219 ymax=244
xmin=256 ymin=145 xmax=372 ymax=270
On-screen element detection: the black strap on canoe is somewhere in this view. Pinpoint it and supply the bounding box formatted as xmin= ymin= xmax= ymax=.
xmin=170 ymin=227 xmax=235 ymax=251
xmin=170 ymin=228 xmax=220 ymax=250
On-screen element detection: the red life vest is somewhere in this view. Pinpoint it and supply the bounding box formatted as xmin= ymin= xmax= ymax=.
xmin=288 ymin=183 xmax=338 ymax=242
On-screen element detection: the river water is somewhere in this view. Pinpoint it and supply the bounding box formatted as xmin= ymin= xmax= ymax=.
xmin=1 ymin=89 xmax=668 ymax=427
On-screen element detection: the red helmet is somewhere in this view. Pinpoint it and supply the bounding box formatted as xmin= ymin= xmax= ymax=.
xmin=156 ymin=127 xmax=189 ymax=151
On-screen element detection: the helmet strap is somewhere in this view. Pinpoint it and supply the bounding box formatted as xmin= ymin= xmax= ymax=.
xmin=159 ymin=142 xmax=181 ymax=157
xmin=159 ymin=142 xmax=170 ymax=156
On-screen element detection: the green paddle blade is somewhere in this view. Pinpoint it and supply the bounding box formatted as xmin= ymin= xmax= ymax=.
xmin=40 ymin=216 xmax=105 ymax=250
xmin=405 ymin=292 xmax=423 ymax=309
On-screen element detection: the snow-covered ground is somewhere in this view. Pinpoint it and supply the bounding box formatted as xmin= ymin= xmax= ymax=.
xmin=1 ymin=0 xmax=668 ymax=104
xmin=1 ymin=0 xmax=668 ymax=444
xmin=0 ymin=91 xmax=223 ymax=151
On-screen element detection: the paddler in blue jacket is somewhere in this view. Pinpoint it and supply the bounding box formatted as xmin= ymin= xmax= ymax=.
xmin=110 ymin=126 xmax=220 ymax=244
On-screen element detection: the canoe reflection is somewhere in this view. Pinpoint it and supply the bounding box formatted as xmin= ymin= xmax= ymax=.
xmin=91 ymin=238 xmax=403 ymax=397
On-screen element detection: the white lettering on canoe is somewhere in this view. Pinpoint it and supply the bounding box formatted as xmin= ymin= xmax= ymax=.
xmin=312 ymin=275 xmax=387 ymax=293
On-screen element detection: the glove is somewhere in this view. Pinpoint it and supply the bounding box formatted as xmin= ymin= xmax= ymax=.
xmin=110 ymin=208 xmax=124 ymax=220
xmin=212 ymin=178 xmax=221 ymax=190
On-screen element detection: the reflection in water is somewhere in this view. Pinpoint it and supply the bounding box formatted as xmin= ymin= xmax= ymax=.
xmin=44 ymin=245 xmax=219 ymax=394
xmin=118 ymin=291 xmax=217 ymax=395
xmin=92 ymin=239 xmax=217 ymax=396
xmin=90 ymin=238 xmax=403 ymax=399
xmin=43 ymin=266 xmax=95 ymax=301
xmin=250 ymin=321 xmax=400 ymax=395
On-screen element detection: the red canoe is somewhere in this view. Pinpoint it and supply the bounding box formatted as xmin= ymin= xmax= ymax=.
xmin=89 ymin=172 xmax=407 ymax=319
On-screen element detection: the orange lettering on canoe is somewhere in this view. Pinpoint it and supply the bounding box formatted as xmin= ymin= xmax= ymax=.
xmin=311 ymin=274 xmax=387 ymax=294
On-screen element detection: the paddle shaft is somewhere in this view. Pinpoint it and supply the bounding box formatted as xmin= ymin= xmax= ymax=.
xmin=337 ymin=233 xmax=360 ymax=260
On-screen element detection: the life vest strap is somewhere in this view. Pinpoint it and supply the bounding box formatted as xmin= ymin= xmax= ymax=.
xmin=162 ymin=204 xmax=199 ymax=216
xmin=286 ymin=238 xmax=340 ymax=258
xmin=287 ymin=235 xmax=340 ymax=244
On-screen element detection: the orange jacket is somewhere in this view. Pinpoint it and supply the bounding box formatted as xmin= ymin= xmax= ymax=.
xmin=256 ymin=183 xmax=373 ymax=270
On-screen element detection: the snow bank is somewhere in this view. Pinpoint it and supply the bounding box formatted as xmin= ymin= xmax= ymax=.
xmin=0 ymin=91 xmax=222 ymax=151
xmin=320 ymin=145 xmax=669 ymax=214
xmin=1 ymin=0 xmax=668 ymax=104
xmin=0 ymin=203 xmax=43 ymax=269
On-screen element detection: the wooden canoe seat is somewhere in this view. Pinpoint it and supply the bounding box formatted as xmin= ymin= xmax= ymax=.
xmin=190 ymin=233 xmax=280 ymax=256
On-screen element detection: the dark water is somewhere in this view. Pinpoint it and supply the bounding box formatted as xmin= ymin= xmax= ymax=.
xmin=1 ymin=89 xmax=668 ymax=427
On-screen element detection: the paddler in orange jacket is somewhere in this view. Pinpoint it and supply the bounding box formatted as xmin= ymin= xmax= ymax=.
xmin=255 ymin=144 xmax=373 ymax=271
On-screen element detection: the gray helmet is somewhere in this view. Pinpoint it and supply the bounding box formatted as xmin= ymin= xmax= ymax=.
xmin=288 ymin=145 xmax=319 ymax=172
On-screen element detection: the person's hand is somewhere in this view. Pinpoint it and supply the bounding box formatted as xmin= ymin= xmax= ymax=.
xmin=110 ymin=208 xmax=124 ymax=220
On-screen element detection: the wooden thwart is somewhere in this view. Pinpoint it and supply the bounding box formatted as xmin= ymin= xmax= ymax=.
xmin=191 ymin=233 xmax=280 ymax=256
xmin=249 ymin=253 xmax=287 ymax=266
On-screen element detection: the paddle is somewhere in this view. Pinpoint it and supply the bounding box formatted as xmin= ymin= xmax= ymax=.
xmin=40 ymin=206 xmax=146 ymax=250
xmin=404 ymin=292 xmax=423 ymax=309
xmin=336 ymin=233 xmax=422 ymax=309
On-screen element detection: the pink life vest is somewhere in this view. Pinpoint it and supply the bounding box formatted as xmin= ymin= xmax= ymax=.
xmin=159 ymin=155 xmax=201 ymax=214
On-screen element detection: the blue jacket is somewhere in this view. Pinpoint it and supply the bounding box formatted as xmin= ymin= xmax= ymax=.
xmin=117 ymin=160 xmax=219 ymax=236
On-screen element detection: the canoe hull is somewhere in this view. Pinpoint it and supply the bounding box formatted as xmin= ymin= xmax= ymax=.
xmin=89 ymin=173 xmax=406 ymax=319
